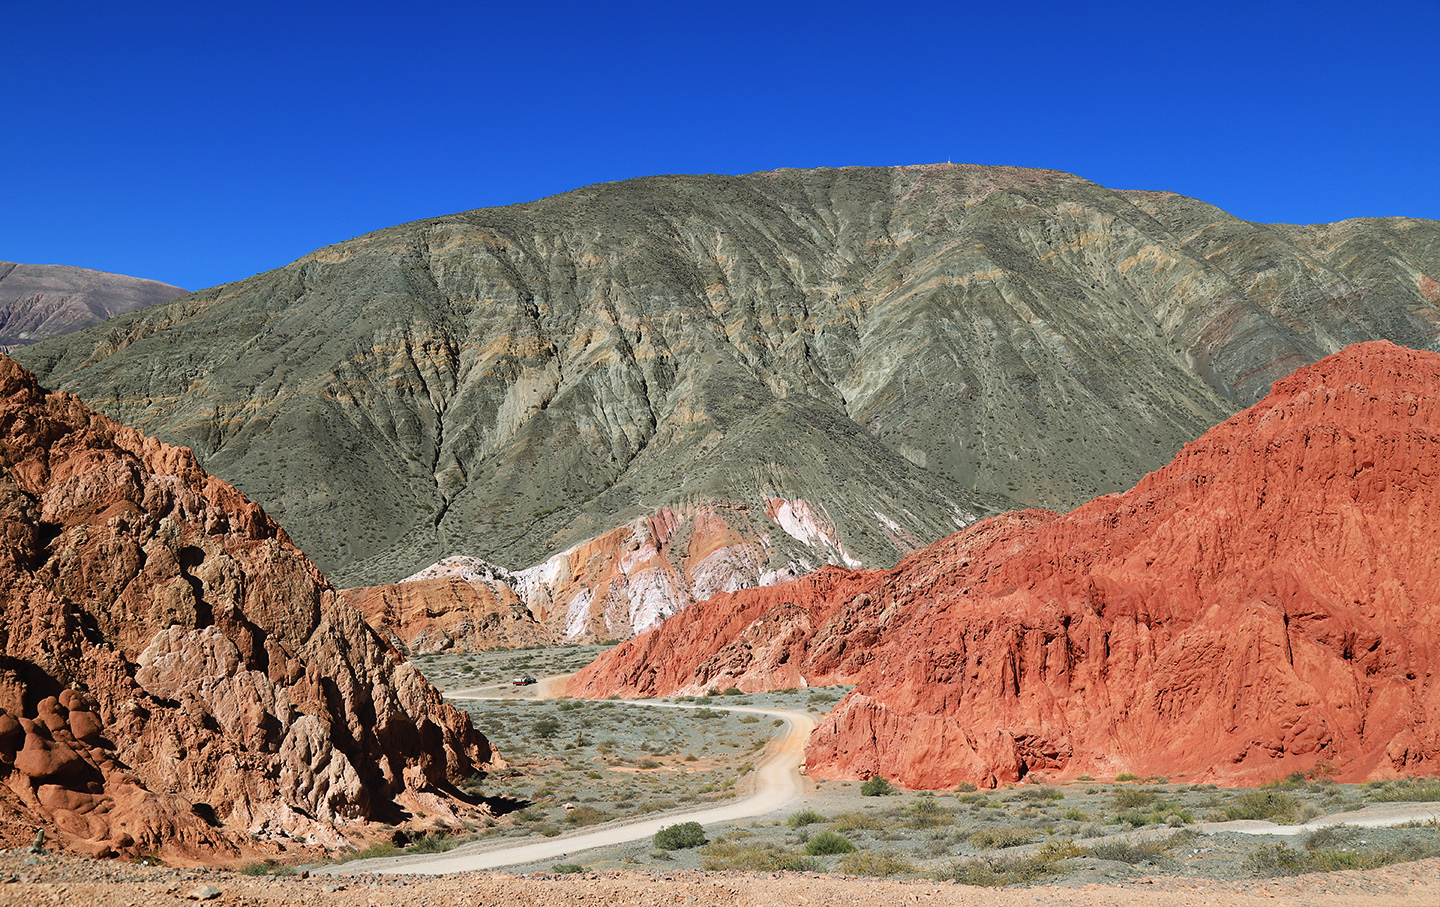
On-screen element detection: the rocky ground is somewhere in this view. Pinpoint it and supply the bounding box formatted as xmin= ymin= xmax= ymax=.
xmin=0 ymin=848 xmax=1436 ymax=907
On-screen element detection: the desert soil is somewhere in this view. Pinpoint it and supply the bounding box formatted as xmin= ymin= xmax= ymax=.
xmin=0 ymin=850 xmax=1436 ymax=907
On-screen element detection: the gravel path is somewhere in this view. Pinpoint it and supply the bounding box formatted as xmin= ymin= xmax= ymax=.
xmin=328 ymin=686 xmax=817 ymax=874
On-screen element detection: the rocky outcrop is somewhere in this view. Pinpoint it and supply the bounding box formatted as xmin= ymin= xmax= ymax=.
xmin=344 ymin=568 xmax=553 ymax=654
xmin=17 ymin=166 xmax=1438 ymax=588
xmin=572 ymin=342 xmax=1440 ymax=787
xmin=350 ymin=499 xmax=868 ymax=648
xmin=0 ymin=356 xmax=491 ymax=863
xmin=0 ymin=261 xmax=183 ymax=351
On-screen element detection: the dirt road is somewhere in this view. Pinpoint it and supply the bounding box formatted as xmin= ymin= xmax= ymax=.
xmin=330 ymin=685 xmax=817 ymax=874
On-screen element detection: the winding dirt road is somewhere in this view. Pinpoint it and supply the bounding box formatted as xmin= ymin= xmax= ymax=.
xmin=331 ymin=680 xmax=816 ymax=875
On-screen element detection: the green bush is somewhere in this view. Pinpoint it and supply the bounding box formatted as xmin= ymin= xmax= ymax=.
xmin=654 ymin=821 xmax=707 ymax=851
xmin=804 ymin=831 xmax=856 ymax=855
xmin=551 ymin=863 xmax=587 ymax=874
xmin=787 ymin=808 xmax=826 ymax=827
xmin=861 ymin=776 xmax=896 ymax=797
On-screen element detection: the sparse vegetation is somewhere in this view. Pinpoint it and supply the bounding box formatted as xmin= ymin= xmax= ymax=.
xmin=837 ymin=851 xmax=916 ymax=876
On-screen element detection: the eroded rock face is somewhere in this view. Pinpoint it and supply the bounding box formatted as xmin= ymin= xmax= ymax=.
xmin=351 ymin=499 xmax=871 ymax=649
xmin=0 ymin=356 xmax=491 ymax=862
xmin=572 ymin=342 xmax=1440 ymax=787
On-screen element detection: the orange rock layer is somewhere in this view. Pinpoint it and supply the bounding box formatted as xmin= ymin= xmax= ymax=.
xmin=0 ymin=357 xmax=491 ymax=862
xmin=571 ymin=341 xmax=1440 ymax=788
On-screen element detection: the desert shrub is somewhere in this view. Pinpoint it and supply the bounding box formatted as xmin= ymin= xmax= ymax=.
xmin=1216 ymin=787 xmax=1305 ymax=823
xmin=967 ymin=826 xmax=1037 ymax=850
xmin=1245 ymin=831 xmax=1440 ymax=876
xmin=787 ymin=808 xmax=826 ymax=827
xmin=692 ymin=708 xmax=724 ymax=719
xmin=936 ymin=841 xmax=1082 ymax=886
xmin=1304 ymin=825 xmax=1362 ymax=851
xmin=1088 ymin=840 xmax=1169 ymax=864
xmin=654 ymin=821 xmax=707 ymax=851
xmin=565 ymin=806 xmax=608 ymax=826
xmin=837 ymin=851 xmax=915 ymax=877
xmin=406 ymin=832 xmax=455 ymax=854
xmin=1366 ymin=777 xmax=1440 ymax=802
xmin=1010 ymin=787 xmax=1063 ymax=802
xmin=953 ymin=781 xmax=978 ymax=792
xmin=345 ymin=841 xmax=401 ymax=860
xmin=832 ymin=810 xmax=884 ymax=832
xmin=804 ymin=831 xmax=856 ymax=855
xmin=721 ymin=687 xmax=743 ymax=696
xmin=637 ymin=758 xmax=661 ymax=769
xmin=551 ymin=863 xmax=587 ymax=874
xmin=531 ymin=716 xmax=561 ymax=738
xmin=700 ymin=842 xmax=822 ymax=871
xmin=1062 ymin=807 xmax=1091 ymax=821
xmin=1115 ymin=773 xmax=1138 ymax=782
xmin=861 ymin=776 xmax=896 ymax=797
xmin=239 ymin=860 xmax=296 ymax=876
xmin=1113 ymin=789 xmax=1159 ymax=810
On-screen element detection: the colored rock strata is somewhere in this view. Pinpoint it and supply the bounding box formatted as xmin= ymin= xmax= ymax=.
xmin=572 ymin=342 xmax=1440 ymax=787
xmin=0 ymin=356 xmax=491 ymax=862
xmin=348 ymin=499 xmax=865 ymax=649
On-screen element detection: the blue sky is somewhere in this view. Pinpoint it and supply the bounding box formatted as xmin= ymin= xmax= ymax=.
xmin=4 ymin=1 xmax=1437 ymax=291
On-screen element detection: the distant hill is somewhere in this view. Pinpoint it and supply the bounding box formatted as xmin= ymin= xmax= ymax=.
xmin=15 ymin=165 xmax=1440 ymax=597
xmin=0 ymin=261 xmax=184 ymax=351
xmin=572 ymin=342 xmax=1440 ymax=787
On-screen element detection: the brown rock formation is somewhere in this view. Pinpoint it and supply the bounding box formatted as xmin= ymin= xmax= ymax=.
xmin=572 ymin=341 xmax=1440 ymax=788
xmin=344 ymin=573 xmax=552 ymax=654
xmin=0 ymin=356 xmax=491 ymax=863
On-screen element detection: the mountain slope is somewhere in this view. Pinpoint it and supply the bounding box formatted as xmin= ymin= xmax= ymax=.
xmin=571 ymin=341 xmax=1440 ymax=787
xmin=15 ymin=165 xmax=1440 ymax=588
xmin=0 ymin=356 xmax=490 ymax=862
xmin=0 ymin=261 xmax=184 ymax=351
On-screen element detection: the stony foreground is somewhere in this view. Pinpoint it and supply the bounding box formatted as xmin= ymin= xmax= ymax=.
xmin=0 ymin=851 xmax=1436 ymax=907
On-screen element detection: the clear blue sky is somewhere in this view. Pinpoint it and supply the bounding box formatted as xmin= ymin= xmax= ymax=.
xmin=4 ymin=0 xmax=1437 ymax=292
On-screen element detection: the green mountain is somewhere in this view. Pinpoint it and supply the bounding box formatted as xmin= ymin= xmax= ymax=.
xmin=16 ymin=164 xmax=1439 ymax=586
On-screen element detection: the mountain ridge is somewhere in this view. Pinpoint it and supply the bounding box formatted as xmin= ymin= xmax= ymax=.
xmin=14 ymin=164 xmax=1439 ymax=591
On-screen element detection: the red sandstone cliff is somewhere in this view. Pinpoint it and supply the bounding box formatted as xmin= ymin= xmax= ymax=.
xmin=571 ymin=341 xmax=1440 ymax=788
xmin=0 ymin=356 xmax=492 ymax=862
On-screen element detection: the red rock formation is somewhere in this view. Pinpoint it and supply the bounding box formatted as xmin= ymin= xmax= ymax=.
xmin=0 ymin=356 xmax=492 ymax=862
xmin=572 ymin=341 xmax=1440 ymax=787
